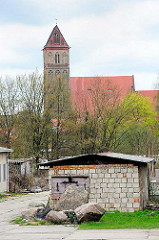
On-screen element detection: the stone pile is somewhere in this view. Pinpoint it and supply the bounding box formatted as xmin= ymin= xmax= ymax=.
xmin=21 ymin=185 xmax=105 ymax=224
xmin=22 ymin=202 xmax=105 ymax=224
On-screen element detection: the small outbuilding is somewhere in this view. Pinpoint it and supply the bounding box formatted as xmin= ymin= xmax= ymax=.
xmin=40 ymin=152 xmax=155 ymax=212
xmin=9 ymin=158 xmax=34 ymax=175
xmin=0 ymin=147 xmax=13 ymax=193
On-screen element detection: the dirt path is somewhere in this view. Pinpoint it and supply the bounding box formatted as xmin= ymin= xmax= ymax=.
xmin=0 ymin=191 xmax=49 ymax=223
xmin=0 ymin=191 xmax=76 ymax=240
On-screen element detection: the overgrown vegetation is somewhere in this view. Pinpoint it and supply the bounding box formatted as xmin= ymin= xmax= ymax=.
xmin=79 ymin=210 xmax=159 ymax=229
xmin=0 ymin=73 xmax=158 ymax=170
xmin=149 ymin=183 xmax=159 ymax=204
xmin=9 ymin=171 xmax=48 ymax=193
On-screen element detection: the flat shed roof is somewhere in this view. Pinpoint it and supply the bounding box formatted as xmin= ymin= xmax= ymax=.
xmin=39 ymin=152 xmax=155 ymax=167
xmin=0 ymin=147 xmax=13 ymax=153
xmin=98 ymin=152 xmax=154 ymax=164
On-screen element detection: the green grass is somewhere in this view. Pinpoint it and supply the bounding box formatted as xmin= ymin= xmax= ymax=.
xmin=12 ymin=216 xmax=46 ymax=226
xmin=11 ymin=216 xmax=27 ymax=225
xmin=33 ymin=218 xmax=46 ymax=225
xmin=0 ymin=192 xmax=23 ymax=200
xmin=79 ymin=210 xmax=159 ymax=230
xmin=12 ymin=216 xmax=71 ymax=226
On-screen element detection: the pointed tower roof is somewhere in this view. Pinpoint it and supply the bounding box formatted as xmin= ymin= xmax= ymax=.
xmin=43 ymin=25 xmax=69 ymax=49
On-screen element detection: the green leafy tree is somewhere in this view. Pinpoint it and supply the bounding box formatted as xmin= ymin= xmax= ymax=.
xmin=64 ymin=80 xmax=157 ymax=156
xmin=116 ymin=93 xmax=157 ymax=156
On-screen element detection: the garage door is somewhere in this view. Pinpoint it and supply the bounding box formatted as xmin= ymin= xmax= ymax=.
xmin=51 ymin=176 xmax=89 ymax=200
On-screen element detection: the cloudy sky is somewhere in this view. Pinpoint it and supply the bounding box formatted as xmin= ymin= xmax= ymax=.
xmin=0 ymin=0 xmax=159 ymax=90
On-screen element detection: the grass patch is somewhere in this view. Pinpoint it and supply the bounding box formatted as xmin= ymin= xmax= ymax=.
xmin=79 ymin=210 xmax=159 ymax=230
xmin=12 ymin=216 xmax=46 ymax=226
xmin=12 ymin=216 xmax=73 ymax=226
xmin=33 ymin=218 xmax=46 ymax=225
xmin=11 ymin=216 xmax=27 ymax=225
xmin=0 ymin=192 xmax=23 ymax=200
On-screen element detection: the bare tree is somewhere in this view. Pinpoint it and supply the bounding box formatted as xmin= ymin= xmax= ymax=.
xmin=0 ymin=77 xmax=19 ymax=148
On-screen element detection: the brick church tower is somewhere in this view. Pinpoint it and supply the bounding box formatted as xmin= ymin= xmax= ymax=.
xmin=43 ymin=25 xmax=70 ymax=84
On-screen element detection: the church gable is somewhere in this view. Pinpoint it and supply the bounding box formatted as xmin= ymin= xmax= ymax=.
xmin=44 ymin=25 xmax=69 ymax=49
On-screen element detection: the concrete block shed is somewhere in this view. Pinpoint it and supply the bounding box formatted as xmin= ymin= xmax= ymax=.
xmin=40 ymin=153 xmax=155 ymax=212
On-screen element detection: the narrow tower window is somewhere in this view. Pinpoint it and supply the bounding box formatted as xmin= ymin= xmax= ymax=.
xmin=55 ymin=53 xmax=60 ymax=64
xmin=54 ymin=32 xmax=60 ymax=44
xmin=55 ymin=54 xmax=57 ymax=64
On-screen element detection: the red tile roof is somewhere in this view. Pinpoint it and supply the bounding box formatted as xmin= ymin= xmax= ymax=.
xmin=70 ymin=76 xmax=134 ymax=112
xmin=136 ymin=90 xmax=158 ymax=106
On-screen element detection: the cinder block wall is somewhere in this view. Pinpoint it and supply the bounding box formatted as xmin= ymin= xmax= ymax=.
xmin=49 ymin=164 xmax=140 ymax=212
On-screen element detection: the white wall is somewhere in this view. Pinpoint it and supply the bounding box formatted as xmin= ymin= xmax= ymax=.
xmin=0 ymin=153 xmax=9 ymax=193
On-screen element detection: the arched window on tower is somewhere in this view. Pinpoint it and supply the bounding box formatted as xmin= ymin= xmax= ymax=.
xmin=48 ymin=69 xmax=53 ymax=77
xmin=54 ymin=32 xmax=60 ymax=44
xmin=55 ymin=70 xmax=61 ymax=80
xmin=55 ymin=70 xmax=60 ymax=76
xmin=62 ymin=70 xmax=67 ymax=80
xmin=63 ymin=70 xmax=67 ymax=76
xmin=55 ymin=53 xmax=60 ymax=64
xmin=58 ymin=54 xmax=60 ymax=64
xmin=48 ymin=69 xmax=53 ymax=75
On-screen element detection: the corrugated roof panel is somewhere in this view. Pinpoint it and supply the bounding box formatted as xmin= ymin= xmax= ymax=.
xmin=97 ymin=152 xmax=154 ymax=163
xmin=39 ymin=152 xmax=155 ymax=166
xmin=0 ymin=147 xmax=13 ymax=153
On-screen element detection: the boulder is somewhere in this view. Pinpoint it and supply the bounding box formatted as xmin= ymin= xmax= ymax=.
xmin=21 ymin=208 xmax=38 ymax=221
xmin=45 ymin=210 xmax=68 ymax=223
xmin=54 ymin=185 xmax=88 ymax=211
xmin=28 ymin=201 xmax=45 ymax=208
xmin=74 ymin=203 xmax=105 ymax=223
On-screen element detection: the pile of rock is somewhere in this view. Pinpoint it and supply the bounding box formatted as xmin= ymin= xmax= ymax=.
xmin=21 ymin=185 xmax=105 ymax=224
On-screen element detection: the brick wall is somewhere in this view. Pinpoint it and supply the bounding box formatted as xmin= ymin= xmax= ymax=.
xmin=49 ymin=164 xmax=140 ymax=212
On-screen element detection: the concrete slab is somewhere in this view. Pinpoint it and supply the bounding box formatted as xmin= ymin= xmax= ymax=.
xmin=65 ymin=229 xmax=148 ymax=239
xmin=0 ymin=192 xmax=159 ymax=240
xmin=1 ymin=225 xmax=77 ymax=240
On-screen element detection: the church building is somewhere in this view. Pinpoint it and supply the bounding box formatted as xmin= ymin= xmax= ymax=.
xmin=43 ymin=25 xmax=157 ymax=112
xmin=43 ymin=25 xmax=70 ymax=83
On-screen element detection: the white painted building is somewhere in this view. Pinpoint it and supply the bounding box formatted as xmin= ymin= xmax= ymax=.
xmin=0 ymin=147 xmax=13 ymax=193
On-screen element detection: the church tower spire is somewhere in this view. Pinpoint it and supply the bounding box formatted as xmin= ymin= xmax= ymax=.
xmin=43 ymin=25 xmax=70 ymax=83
